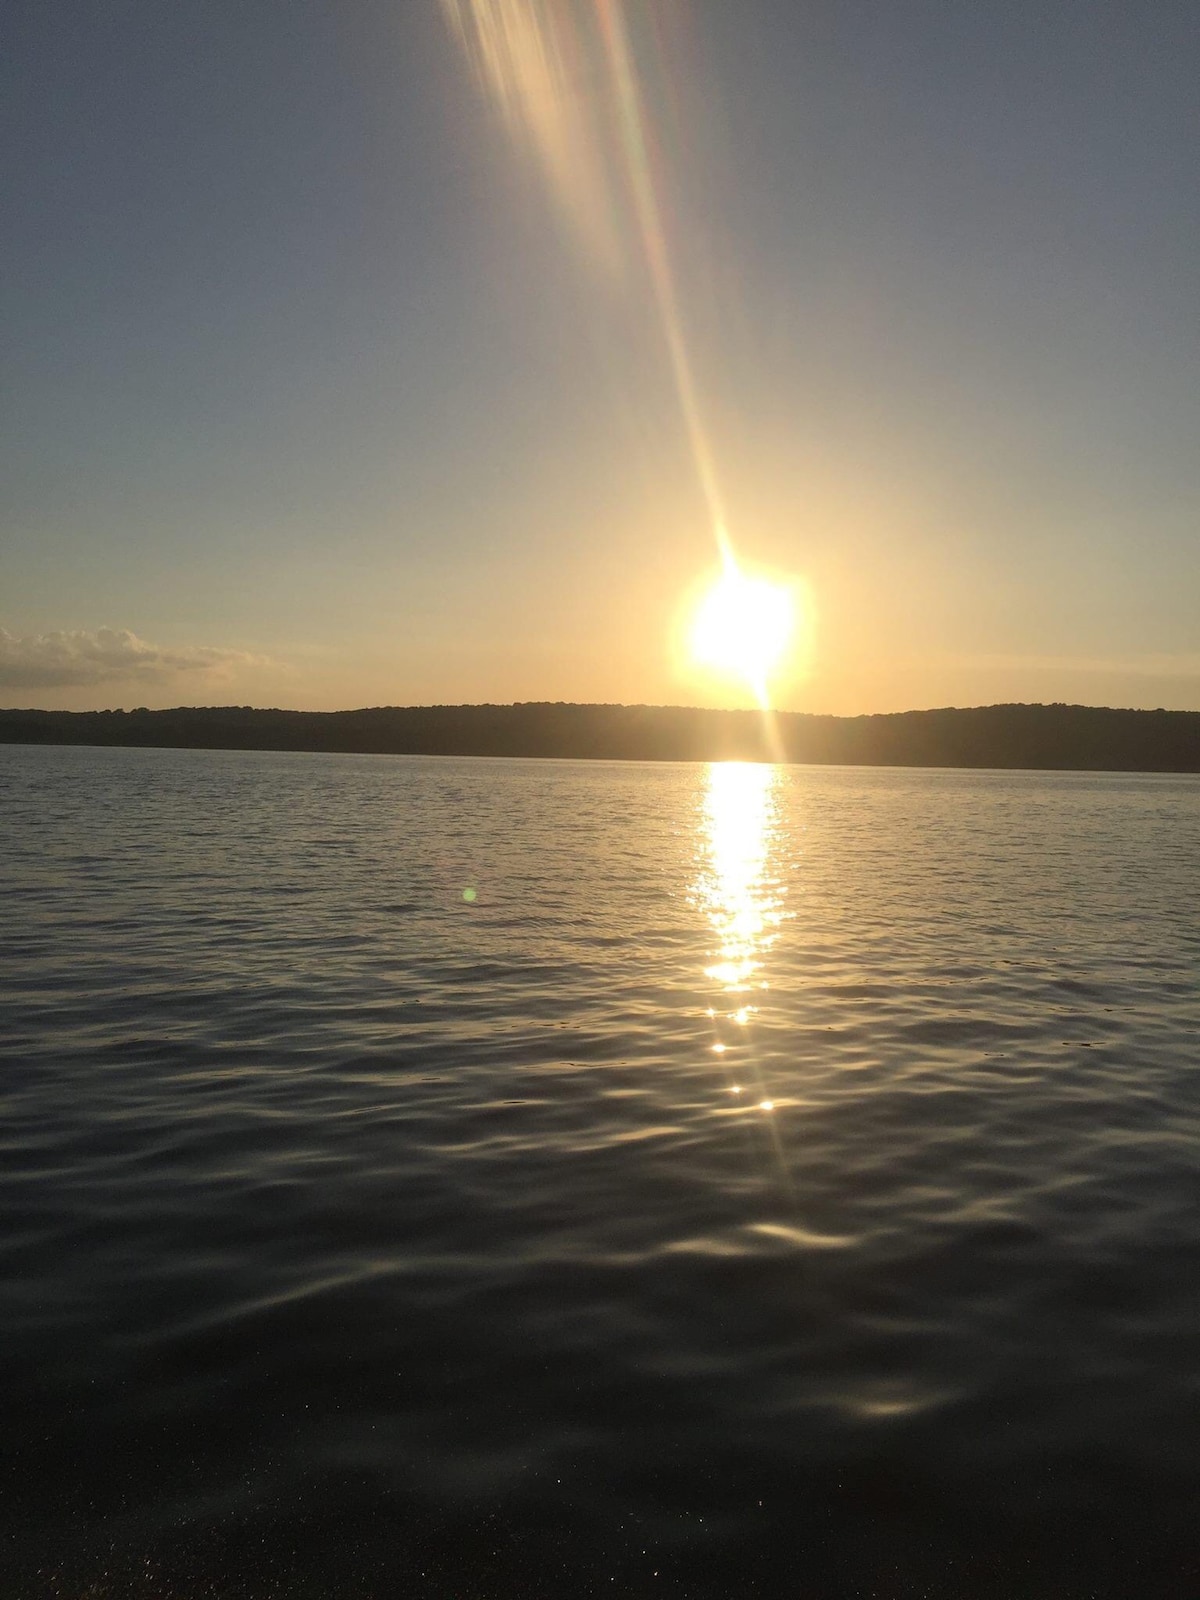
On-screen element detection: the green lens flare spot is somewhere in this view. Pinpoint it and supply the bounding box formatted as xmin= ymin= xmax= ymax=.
xmin=462 ymin=887 xmax=477 ymax=903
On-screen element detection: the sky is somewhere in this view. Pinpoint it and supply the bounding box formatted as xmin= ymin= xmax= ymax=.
xmin=3 ymin=0 xmax=1199 ymax=714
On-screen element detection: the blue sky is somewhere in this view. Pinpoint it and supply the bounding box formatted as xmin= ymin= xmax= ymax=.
xmin=3 ymin=0 xmax=1198 ymax=712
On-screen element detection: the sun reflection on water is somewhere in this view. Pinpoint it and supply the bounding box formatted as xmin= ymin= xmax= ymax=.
xmin=696 ymin=761 xmax=783 ymax=995
xmin=692 ymin=761 xmax=789 ymax=1133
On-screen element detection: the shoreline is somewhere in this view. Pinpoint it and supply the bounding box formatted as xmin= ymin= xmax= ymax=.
xmin=2 ymin=701 xmax=1200 ymax=772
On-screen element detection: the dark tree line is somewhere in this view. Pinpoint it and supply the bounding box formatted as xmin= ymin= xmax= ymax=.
xmin=1 ymin=701 xmax=1199 ymax=770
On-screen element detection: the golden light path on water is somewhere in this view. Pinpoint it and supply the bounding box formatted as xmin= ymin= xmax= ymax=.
xmin=695 ymin=762 xmax=787 ymax=1124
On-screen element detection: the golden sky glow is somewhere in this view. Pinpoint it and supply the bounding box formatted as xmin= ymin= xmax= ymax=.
xmin=6 ymin=5 xmax=1199 ymax=715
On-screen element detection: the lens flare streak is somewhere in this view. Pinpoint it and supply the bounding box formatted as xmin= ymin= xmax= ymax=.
xmin=441 ymin=0 xmax=624 ymax=269
xmin=443 ymin=0 xmax=728 ymax=551
xmin=592 ymin=0 xmax=728 ymax=544
xmin=443 ymin=2 xmax=807 ymax=727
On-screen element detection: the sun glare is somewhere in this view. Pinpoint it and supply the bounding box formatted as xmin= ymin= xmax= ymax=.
xmin=688 ymin=556 xmax=795 ymax=708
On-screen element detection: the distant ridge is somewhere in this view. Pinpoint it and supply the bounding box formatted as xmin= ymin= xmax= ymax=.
xmin=2 ymin=702 xmax=1199 ymax=771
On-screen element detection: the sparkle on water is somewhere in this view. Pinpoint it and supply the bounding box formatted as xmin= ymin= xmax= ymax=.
xmin=695 ymin=761 xmax=783 ymax=994
xmin=5 ymin=746 xmax=1200 ymax=1595
xmin=694 ymin=760 xmax=786 ymax=1113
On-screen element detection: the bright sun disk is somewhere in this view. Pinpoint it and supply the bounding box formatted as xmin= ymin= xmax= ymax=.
xmin=689 ymin=555 xmax=795 ymax=708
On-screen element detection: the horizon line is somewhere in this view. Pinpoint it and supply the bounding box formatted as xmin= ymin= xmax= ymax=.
xmin=3 ymin=699 xmax=1200 ymax=719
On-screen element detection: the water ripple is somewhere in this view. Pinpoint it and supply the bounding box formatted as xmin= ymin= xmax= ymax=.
xmin=2 ymin=748 xmax=1199 ymax=1596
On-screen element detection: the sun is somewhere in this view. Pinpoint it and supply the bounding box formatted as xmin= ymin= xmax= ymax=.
xmin=688 ymin=554 xmax=795 ymax=708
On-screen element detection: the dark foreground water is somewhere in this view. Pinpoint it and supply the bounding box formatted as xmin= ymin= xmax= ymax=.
xmin=2 ymin=745 xmax=1199 ymax=1598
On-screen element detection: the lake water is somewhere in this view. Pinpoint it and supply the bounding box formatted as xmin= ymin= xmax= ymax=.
xmin=2 ymin=745 xmax=1199 ymax=1597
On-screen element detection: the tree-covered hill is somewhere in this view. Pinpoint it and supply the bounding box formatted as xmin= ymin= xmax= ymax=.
xmin=2 ymin=701 xmax=1199 ymax=771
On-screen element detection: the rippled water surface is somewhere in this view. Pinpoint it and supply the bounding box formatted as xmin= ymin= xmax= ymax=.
xmin=2 ymin=745 xmax=1199 ymax=1597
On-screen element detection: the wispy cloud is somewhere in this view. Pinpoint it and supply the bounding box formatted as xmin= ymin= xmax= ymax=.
xmin=0 ymin=627 xmax=269 ymax=690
